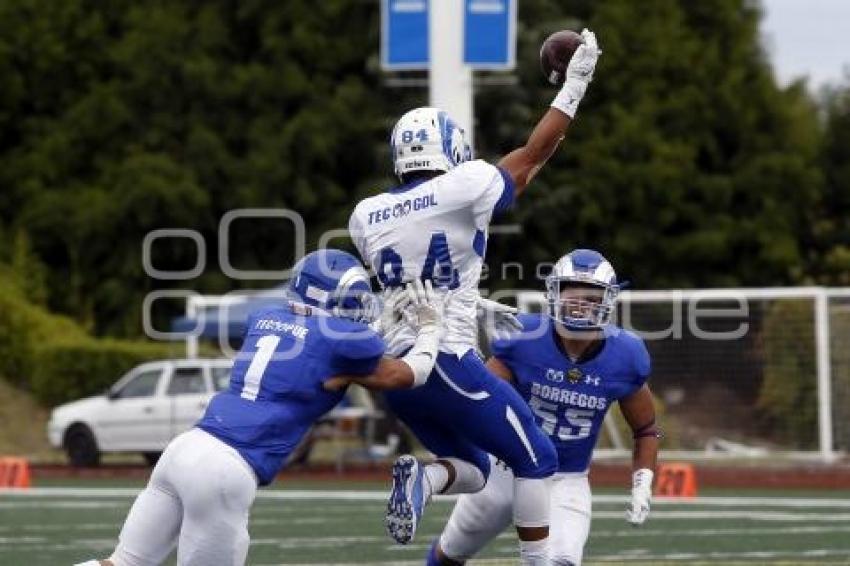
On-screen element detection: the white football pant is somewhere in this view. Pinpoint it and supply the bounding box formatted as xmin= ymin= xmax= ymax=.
xmin=108 ymin=428 xmax=258 ymax=566
xmin=440 ymin=455 xmax=591 ymax=566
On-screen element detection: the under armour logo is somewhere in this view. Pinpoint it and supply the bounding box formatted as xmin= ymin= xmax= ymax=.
xmin=584 ymin=375 xmax=601 ymax=386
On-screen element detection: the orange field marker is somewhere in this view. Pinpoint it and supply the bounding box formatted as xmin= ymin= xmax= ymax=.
xmin=0 ymin=457 xmax=32 ymax=488
xmin=654 ymin=462 xmax=697 ymax=497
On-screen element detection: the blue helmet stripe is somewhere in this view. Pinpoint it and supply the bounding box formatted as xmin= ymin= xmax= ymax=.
xmin=437 ymin=111 xmax=456 ymax=166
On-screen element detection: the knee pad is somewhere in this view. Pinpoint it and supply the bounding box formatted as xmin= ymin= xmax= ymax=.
xmin=513 ymin=477 xmax=550 ymax=528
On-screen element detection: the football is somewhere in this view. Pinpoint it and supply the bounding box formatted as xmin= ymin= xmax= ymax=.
xmin=539 ymin=30 xmax=584 ymax=86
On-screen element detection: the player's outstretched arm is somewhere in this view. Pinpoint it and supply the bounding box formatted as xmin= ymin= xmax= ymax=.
xmin=620 ymin=384 xmax=661 ymax=526
xmin=497 ymin=28 xmax=600 ymax=196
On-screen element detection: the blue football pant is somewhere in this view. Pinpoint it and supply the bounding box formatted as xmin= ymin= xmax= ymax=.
xmin=384 ymin=350 xmax=557 ymax=480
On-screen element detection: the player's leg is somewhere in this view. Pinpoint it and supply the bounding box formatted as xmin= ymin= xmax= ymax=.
xmin=431 ymin=351 xmax=557 ymax=565
xmin=548 ymin=474 xmax=592 ymax=566
xmin=103 ymin=434 xmax=189 ymax=566
xmin=172 ymin=429 xmax=258 ymax=566
xmin=384 ymin=379 xmax=491 ymax=544
xmin=384 ymin=353 xmax=493 ymax=498
xmin=429 ymin=455 xmax=514 ymax=565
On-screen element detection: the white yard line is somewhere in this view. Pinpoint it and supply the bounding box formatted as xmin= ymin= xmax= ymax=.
xmin=590 ymin=548 xmax=850 ymax=562
xmin=3 ymin=488 xmax=850 ymax=508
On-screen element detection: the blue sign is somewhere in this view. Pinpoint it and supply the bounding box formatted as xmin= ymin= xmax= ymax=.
xmin=381 ymin=0 xmax=515 ymax=70
xmin=382 ymin=0 xmax=429 ymax=70
xmin=464 ymin=0 xmax=515 ymax=68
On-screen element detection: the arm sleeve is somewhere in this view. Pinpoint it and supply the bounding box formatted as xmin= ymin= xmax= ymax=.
xmin=328 ymin=324 xmax=387 ymax=376
xmin=348 ymin=209 xmax=369 ymax=267
xmin=490 ymin=313 xmax=541 ymax=377
xmin=451 ymin=160 xmax=515 ymax=227
xmin=632 ymin=337 xmax=652 ymax=389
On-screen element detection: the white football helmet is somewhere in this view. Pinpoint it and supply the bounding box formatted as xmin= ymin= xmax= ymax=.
xmin=545 ymin=249 xmax=620 ymax=330
xmin=390 ymin=107 xmax=472 ymax=179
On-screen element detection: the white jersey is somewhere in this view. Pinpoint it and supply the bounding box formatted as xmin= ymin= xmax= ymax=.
xmin=349 ymin=159 xmax=514 ymax=356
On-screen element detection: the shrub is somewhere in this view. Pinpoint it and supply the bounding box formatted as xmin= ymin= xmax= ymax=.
xmin=31 ymin=338 xmax=178 ymax=406
xmin=0 ymin=272 xmax=180 ymax=406
xmin=756 ymin=300 xmax=818 ymax=448
xmin=0 ymin=276 xmax=84 ymax=387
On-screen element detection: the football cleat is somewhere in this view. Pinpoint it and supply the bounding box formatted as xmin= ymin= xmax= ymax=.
xmin=385 ymin=454 xmax=426 ymax=544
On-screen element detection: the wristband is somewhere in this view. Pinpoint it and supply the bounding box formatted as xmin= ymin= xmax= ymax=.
xmin=551 ymin=78 xmax=588 ymax=119
xmin=400 ymin=325 xmax=441 ymax=387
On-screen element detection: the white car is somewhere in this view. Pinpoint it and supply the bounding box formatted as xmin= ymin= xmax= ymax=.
xmin=47 ymin=358 xmax=233 ymax=467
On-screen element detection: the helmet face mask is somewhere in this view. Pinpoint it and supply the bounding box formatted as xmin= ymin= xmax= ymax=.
xmin=328 ymin=281 xmax=381 ymax=324
xmin=545 ymin=249 xmax=619 ymax=331
xmin=547 ymin=281 xmax=617 ymax=330
xmin=391 ymin=107 xmax=471 ymax=179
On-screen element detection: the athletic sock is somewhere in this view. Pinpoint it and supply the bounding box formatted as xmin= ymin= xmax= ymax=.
xmin=424 ymin=458 xmax=487 ymax=502
xmin=423 ymin=463 xmax=449 ymax=502
xmin=518 ymin=537 xmax=548 ymax=566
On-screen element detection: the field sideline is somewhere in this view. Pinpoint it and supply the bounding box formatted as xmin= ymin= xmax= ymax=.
xmin=2 ymin=485 xmax=850 ymax=565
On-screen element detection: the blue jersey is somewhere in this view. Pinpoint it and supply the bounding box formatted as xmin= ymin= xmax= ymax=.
xmin=491 ymin=314 xmax=650 ymax=473
xmin=198 ymin=304 xmax=385 ymax=485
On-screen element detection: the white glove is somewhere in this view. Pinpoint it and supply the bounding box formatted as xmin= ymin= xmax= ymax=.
xmin=477 ymin=297 xmax=523 ymax=341
xmin=626 ymin=468 xmax=653 ymax=526
xmin=406 ymin=279 xmax=444 ymax=330
xmin=371 ymin=287 xmax=411 ymax=336
xmin=567 ymin=28 xmax=600 ymax=84
xmin=551 ymin=28 xmax=601 ymax=118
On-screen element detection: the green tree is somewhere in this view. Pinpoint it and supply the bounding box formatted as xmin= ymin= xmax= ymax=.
xmin=811 ymin=79 xmax=850 ymax=284
xmin=481 ymin=0 xmax=823 ymax=289
xmin=0 ymin=0 xmax=833 ymax=337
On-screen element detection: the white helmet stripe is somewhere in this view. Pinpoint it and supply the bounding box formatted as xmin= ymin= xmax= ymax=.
xmin=593 ymin=261 xmax=615 ymax=284
xmin=336 ymin=265 xmax=370 ymax=295
xmin=555 ymin=259 xmax=575 ymax=277
xmin=305 ymin=285 xmax=330 ymax=303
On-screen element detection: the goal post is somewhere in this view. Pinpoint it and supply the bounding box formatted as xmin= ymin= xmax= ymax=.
xmin=517 ymin=287 xmax=850 ymax=464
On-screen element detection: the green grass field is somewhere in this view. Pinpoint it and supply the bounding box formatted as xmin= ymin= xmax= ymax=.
xmin=2 ymin=481 xmax=850 ymax=565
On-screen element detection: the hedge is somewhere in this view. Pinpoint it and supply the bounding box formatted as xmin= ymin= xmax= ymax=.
xmin=0 ymin=277 xmax=84 ymax=387
xmin=0 ymin=273 xmax=180 ymax=407
xmin=30 ymin=338 xmax=177 ymax=406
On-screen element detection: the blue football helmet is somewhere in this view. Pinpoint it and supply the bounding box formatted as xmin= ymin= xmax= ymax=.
xmin=545 ymin=249 xmax=619 ymax=330
xmin=390 ymin=107 xmax=472 ymax=179
xmin=287 ymin=249 xmax=379 ymax=324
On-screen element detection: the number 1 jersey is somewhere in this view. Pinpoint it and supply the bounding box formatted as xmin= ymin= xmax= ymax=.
xmin=349 ymin=160 xmax=514 ymax=357
xmin=197 ymin=304 xmax=385 ymax=485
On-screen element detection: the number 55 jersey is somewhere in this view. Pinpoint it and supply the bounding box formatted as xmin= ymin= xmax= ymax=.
xmin=493 ymin=314 xmax=651 ymax=473
xmin=349 ymin=160 xmax=514 ymax=357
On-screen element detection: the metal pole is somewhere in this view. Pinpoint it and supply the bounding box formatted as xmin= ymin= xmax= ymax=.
xmin=430 ymin=0 xmax=474 ymax=149
xmin=187 ymin=296 xmax=198 ymax=359
xmin=814 ymin=289 xmax=835 ymax=463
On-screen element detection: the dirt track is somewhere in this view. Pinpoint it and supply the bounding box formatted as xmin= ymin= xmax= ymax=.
xmin=30 ymin=461 xmax=850 ymax=489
